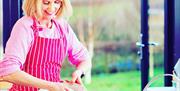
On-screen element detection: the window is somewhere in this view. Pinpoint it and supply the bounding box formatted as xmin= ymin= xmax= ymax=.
xmin=0 ymin=0 xmax=3 ymax=59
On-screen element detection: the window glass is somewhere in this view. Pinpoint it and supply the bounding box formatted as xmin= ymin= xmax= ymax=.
xmin=62 ymin=1 xmax=142 ymax=90
xmin=149 ymin=0 xmax=164 ymax=86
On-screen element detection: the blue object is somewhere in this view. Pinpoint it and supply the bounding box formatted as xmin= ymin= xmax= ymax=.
xmin=3 ymin=0 xmax=23 ymax=52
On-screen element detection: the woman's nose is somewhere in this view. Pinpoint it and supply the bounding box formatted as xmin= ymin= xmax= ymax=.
xmin=48 ymin=3 xmax=55 ymax=12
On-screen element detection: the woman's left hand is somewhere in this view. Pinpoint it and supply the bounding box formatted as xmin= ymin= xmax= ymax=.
xmin=71 ymin=70 xmax=83 ymax=85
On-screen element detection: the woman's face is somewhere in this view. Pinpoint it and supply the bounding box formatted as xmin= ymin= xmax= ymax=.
xmin=41 ymin=0 xmax=62 ymax=20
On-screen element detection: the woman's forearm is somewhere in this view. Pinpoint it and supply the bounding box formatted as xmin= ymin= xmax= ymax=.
xmin=1 ymin=70 xmax=54 ymax=90
xmin=76 ymin=59 xmax=92 ymax=74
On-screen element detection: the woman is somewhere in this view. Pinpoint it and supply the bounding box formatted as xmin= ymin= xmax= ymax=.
xmin=0 ymin=0 xmax=91 ymax=91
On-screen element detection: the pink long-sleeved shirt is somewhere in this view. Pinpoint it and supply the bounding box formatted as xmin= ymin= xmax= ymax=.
xmin=0 ymin=16 xmax=89 ymax=77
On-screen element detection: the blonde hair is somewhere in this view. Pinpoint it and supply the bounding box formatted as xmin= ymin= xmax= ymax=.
xmin=22 ymin=0 xmax=73 ymax=19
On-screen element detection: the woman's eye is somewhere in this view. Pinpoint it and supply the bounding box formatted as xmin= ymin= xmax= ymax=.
xmin=54 ymin=0 xmax=61 ymax=4
xmin=43 ymin=1 xmax=50 ymax=5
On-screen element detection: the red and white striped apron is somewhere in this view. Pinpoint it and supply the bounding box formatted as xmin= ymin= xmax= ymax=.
xmin=9 ymin=18 xmax=66 ymax=91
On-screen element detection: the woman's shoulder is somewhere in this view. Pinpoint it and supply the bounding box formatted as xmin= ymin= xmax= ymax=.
xmin=12 ymin=16 xmax=34 ymax=36
xmin=54 ymin=18 xmax=69 ymax=27
xmin=53 ymin=18 xmax=70 ymax=32
xmin=15 ymin=16 xmax=33 ymax=27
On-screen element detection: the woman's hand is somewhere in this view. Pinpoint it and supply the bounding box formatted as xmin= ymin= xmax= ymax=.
xmin=48 ymin=82 xmax=64 ymax=91
xmin=0 ymin=76 xmax=3 ymax=82
xmin=71 ymin=70 xmax=84 ymax=85
xmin=63 ymin=80 xmax=86 ymax=91
xmin=48 ymin=82 xmax=73 ymax=91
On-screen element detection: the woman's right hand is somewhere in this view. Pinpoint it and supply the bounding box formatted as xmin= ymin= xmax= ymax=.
xmin=49 ymin=82 xmax=73 ymax=91
xmin=48 ymin=82 xmax=64 ymax=91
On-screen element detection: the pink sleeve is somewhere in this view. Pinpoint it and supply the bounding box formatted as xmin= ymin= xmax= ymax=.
xmin=0 ymin=17 xmax=33 ymax=76
xmin=66 ymin=23 xmax=90 ymax=66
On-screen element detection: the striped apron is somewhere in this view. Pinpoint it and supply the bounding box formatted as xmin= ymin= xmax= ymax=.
xmin=9 ymin=18 xmax=66 ymax=91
